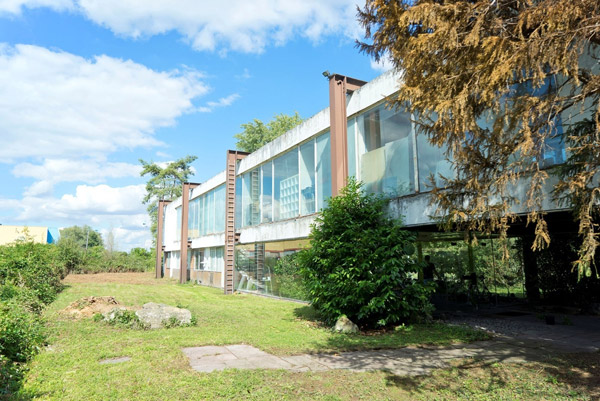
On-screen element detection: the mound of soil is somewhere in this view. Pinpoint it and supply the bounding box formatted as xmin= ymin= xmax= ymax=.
xmin=62 ymin=296 xmax=124 ymax=319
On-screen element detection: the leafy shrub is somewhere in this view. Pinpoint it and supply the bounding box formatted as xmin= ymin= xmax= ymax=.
xmin=0 ymin=354 xmax=23 ymax=399
xmin=0 ymin=242 xmax=66 ymax=305
xmin=271 ymin=254 xmax=308 ymax=300
xmin=0 ymin=301 xmax=45 ymax=363
xmin=0 ymin=242 xmax=67 ymax=396
xmin=298 ymin=178 xmax=434 ymax=328
xmin=0 ymin=285 xmax=44 ymax=315
xmin=66 ymin=245 xmax=153 ymax=274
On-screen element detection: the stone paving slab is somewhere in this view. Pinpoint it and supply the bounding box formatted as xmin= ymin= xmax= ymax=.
xmin=183 ymin=339 xmax=555 ymax=376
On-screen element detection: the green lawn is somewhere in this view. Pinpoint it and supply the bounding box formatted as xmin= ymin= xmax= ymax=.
xmin=17 ymin=273 xmax=596 ymax=400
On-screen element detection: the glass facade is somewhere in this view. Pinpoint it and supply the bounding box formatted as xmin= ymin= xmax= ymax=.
xmin=347 ymin=118 xmax=357 ymax=178
xmin=299 ymin=141 xmax=316 ymax=215
xmin=188 ymin=184 xmax=226 ymax=239
xmin=234 ymin=239 xmax=310 ymax=300
xmin=236 ymin=131 xmax=331 ymax=228
xmin=262 ymin=162 xmax=273 ymax=223
xmin=316 ymin=132 xmax=332 ymax=210
xmin=274 ymin=149 xmax=299 ymax=220
xmin=416 ymin=133 xmax=455 ymax=190
xmin=190 ymin=247 xmax=224 ymax=272
xmin=357 ymin=104 xmax=415 ymax=196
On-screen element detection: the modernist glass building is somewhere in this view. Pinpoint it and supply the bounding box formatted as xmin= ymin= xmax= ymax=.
xmin=156 ymin=70 xmax=573 ymax=300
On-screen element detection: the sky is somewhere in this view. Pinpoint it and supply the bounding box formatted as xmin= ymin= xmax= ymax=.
xmin=0 ymin=0 xmax=392 ymax=251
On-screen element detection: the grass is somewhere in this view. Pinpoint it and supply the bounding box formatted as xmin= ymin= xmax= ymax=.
xmin=17 ymin=273 xmax=598 ymax=400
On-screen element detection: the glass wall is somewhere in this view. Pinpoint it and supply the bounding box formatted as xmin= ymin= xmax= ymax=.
xmin=241 ymin=168 xmax=261 ymax=227
xmin=236 ymin=131 xmax=332 ymax=229
xmin=235 ymin=176 xmax=242 ymax=230
xmin=299 ymin=141 xmax=315 ymax=215
xmin=234 ymin=239 xmax=310 ymax=300
xmin=262 ymin=162 xmax=273 ymax=223
xmin=274 ymin=150 xmax=299 ymax=220
xmin=347 ymin=118 xmax=357 ymax=178
xmin=358 ymin=104 xmax=415 ymax=196
xmin=417 ymin=133 xmax=455 ymax=190
xmin=316 ymin=132 xmax=332 ymax=210
xmin=188 ymin=184 xmax=226 ymax=239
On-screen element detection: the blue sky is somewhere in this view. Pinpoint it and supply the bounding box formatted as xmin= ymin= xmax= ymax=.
xmin=0 ymin=1 xmax=391 ymax=250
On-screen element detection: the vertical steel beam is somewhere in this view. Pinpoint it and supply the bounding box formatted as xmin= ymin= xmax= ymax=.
xmin=328 ymin=74 xmax=366 ymax=196
xmin=179 ymin=182 xmax=199 ymax=284
xmin=329 ymin=75 xmax=348 ymax=197
xmin=224 ymin=150 xmax=248 ymax=294
xmin=154 ymin=199 xmax=170 ymax=279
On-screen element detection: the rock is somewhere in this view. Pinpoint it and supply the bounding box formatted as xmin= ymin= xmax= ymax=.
xmin=135 ymin=302 xmax=192 ymax=329
xmin=334 ymin=315 xmax=359 ymax=333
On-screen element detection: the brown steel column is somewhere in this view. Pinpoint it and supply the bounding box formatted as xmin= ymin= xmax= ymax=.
xmin=328 ymin=74 xmax=367 ymax=196
xmin=179 ymin=182 xmax=200 ymax=284
xmin=224 ymin=150 xmax=248 ymax=294
xmin=155 ymin=199 xmax=170 ymax=279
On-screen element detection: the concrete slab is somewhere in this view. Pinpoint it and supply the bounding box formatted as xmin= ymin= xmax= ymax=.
xmin=183 ymin=333 xmax=599 ymax=376
xmin=99 ymin=356 xmax=131 ymax=364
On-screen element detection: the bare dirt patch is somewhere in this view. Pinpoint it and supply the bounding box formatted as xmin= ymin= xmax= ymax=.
xmin=63 ymin=272 xmax=168 ymax=285
xmin=61 ymin=296 xmax=127 ymax=319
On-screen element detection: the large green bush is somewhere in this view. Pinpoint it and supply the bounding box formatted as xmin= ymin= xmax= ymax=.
xmin=298 ymin=178 xmax=434 ymax=329
xmin=0 ymin=242 xmax=68 ymax=397
xmin=0 ymin=242 xmax=66 ymax=305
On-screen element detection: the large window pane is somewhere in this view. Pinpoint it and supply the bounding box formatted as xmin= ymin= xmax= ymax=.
xmin=214 ymin=185 xmax=225 ymax=233
xmin=234 ymin=240 xmax=309 ymax=300
xmin=274 ymin=150 xmax=299 ymax=220
xmin=347 ymin=118 xmax=357 ymax=178
xmin=299 ymin=141 xmax=315 ymax=215
xmin=188 ymin=198 xmax=197 ymax=238
xmin=316 ymin=132 xmax=331 ymax=210
xmin=241 ymin=169 xmax=261 ymax=227
xmin=242 ymin=172 xmax=251 ymax=227
xmin=235 ymin=176 xmax=242 ymax=230
xmin=358 ymin=105 xmax=415 ymax=196
xmin=262 ymin=162 xmax=273 ymax=223
xmin=417 ymin=133 xmax=455 ymax=191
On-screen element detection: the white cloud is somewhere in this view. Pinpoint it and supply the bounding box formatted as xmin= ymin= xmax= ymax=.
xmin=1 ymin=1 xmax=362 ymax=53
xmin=14 ymin=158 xmax=141 ymax=188
xmin=0 ymin=44 xmax=208 ymax=162
xmin=197 ymin=93 xmax=240 ymax=113
xmin=1 ymin=183 xmax=152 ymax=250
xmin=370 ymin=53 xmax=394 ymax=73
xmin=0 ymin=0 xmax=72 ymax=14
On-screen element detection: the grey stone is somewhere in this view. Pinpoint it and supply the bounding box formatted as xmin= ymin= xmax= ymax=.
xmin=334 ymin=315 xmax=359 ymax=333
xmin=135 ymin=302 xmax=192 ymax=329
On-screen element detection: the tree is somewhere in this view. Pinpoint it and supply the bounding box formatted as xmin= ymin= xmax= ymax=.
xmin=234 ymin=112 xmax=303 ymax=153
xmin=139 ymin=155 xmax=197 ymax=239
xmin=358 ymin=0 xmax=600 ymax=277
xmin=59 ymin=225 xmax=103 ymax=249
xmin=298 ymin=178 xmax=433 ymax=328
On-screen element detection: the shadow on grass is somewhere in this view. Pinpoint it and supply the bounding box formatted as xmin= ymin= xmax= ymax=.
xmin=383 ymin=353 xmax=598 ymax=399
xmin=543 ymin=353 xmax=600 ymax=399
xmin=293 ymin=304 xmax=489 ymax=353
xmin=293 ymin=305 xmax=322 ymax=323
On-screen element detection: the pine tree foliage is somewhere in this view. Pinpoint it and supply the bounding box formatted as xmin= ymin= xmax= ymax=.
xmin=139 ymin=155 xmax=197 ymax=239
xmin=358 ymin=0 xmax=600 ymax=277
